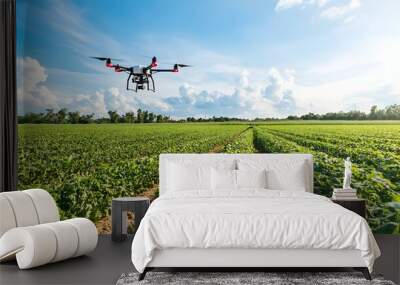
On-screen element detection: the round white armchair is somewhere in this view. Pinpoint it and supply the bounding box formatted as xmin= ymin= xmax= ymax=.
xmin=0 ymin=189 xmax=98 ymax=269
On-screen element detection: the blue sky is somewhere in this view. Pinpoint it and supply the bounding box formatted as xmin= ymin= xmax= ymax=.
xmin=17 ymin=0 xmax=400 ymax=118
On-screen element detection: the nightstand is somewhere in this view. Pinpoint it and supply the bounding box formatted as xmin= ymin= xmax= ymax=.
xmin=331 ymin=198 xmax=366 ymax=218
xmin=111 ymin=197 xmax=150 ymax=242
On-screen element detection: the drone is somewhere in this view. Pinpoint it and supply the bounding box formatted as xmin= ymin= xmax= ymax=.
xmin=91 ymin=56 xmax=190 ymax=92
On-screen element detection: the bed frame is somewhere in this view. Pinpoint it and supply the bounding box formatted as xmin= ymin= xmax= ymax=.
xmin=139 ymin=248 xmax=370 ymax=280
xmin=138 ymin=154 xmax=372 ymax=281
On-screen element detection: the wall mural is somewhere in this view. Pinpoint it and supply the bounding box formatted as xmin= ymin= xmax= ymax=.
xmin=17 ymin=0 xmax=400 ymax=234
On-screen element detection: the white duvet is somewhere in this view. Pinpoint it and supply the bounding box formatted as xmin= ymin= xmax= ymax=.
xmin=131 ymin=190 xmax=380 ymax=273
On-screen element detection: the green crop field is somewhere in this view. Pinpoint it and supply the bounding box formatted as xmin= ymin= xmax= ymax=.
xmin=18 ymin=122 xmax=400 ymax=234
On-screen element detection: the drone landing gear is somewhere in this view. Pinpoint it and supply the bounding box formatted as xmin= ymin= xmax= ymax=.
xmin=126 ymin=73 xmax=155 ymax=92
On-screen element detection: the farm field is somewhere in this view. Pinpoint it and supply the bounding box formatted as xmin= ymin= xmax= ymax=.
xmin=18 ymin=122 xmax=400 ymax=234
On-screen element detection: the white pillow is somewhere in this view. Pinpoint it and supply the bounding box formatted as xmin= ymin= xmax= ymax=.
xmin=266 ymin=162 xmax=307 ymax=191
xmin=212 ymin=168 xmax=237 ymax=190
xmin=237 ymin=159 xmax=308 ymax=191
xmin=236 ymin=169 xmax=267 ymax=189
xmin=212 ymin=158 xmax=237 ymax=171
xmin=167 ymin=162 xmax=212 ymax=192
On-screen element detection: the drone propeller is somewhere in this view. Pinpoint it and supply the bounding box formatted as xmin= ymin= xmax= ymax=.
xmin=90 ymin=56 xmax=124 ymax=68
xmin=90 ymin=57 xmax=123 ymax=61
xmin=173 ymin=63 xmax=191 ymax=72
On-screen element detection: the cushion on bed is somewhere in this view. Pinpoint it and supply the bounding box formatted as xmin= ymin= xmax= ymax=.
xmin=212 ymin=168 xmax=237 ymax=190
xmin=236 ymin=169 xmax=267 ymax=189
xmin=211 ymin=168 xmax=268 ymax=191
xmin=166 ymin=157 xmax=236 ymax=171
xmin=167 ymin=162 xmax=212 ymax=192
xmin=237 ymin=159 xmax=308 ymax=191
xmin=266 ymin=162 xmax=307 ymax=191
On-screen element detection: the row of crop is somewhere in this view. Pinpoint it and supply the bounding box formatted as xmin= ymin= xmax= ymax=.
xmin=264 ymin=125 xmax=400 ymax=155
xmin=264 ymin=128 xmax=400 ymax=187
xmin=18 ymin=124 xmax=243 ymax=184
xmin=51 ymin=132 xmax=240 ymax=220
xmin=18 ymin=124 xmax=245 ymax=188
xmin=18 ymin=124 xmax=249 ymax=221
xmin=253 ymin=127 xmax=400 ymax=234
xmin=221 ymin=127 xmax=256 ymax=153
xmin=275 ymin=124 xmax=400 ymax=140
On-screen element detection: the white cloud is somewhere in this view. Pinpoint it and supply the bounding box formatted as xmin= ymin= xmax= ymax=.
xmin=164 ymin=84 xmax=250 ymax=118
xmin=275 ymin=0 xmax=304 ymax=11
xmin=65 ymin=86 xmax=173 ymax=118
xmin=276 ymin=0 xmax=361 ymax=22
xmin=343 ymin=15 xmax=356 ymax=24
xmin=275 ymin=0 xmax=330 ymax=11
xmin=18 ymin=57 xmax=46 ymax=91
xmin=17 ymin=56 xmax=170 ymax=117
xmin=239 ymin=69 xmax=249 ymax=87
xmin=69 ymin=91 xmax=108 ymax=115
xmin=162 ymin=67 xmax=297 ymax=119
xmin=320 ymin=0 xmax=361 ymax=19
xmin=17 ymin=57 xmax=59 ymax=113
xmin=292 ymin=39 xmax=400 ymax=114
xmin=263 ymin=68 xmax=296 ymax=112
xmin=314 ymin=0 xmax=330 ymax=7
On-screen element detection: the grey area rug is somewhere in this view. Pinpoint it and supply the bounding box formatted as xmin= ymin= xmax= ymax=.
xmin=116 ymin=272 xmax=395 ymax=285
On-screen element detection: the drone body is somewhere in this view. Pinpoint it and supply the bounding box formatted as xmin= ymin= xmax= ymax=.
xmin=132 ymin=65 xmax=148 ymax=75
xmin=91 ymin=56 xmax=190 ymax=92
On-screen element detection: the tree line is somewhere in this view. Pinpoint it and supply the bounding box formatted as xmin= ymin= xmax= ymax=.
xmin=18 ymin=109 xmax=171 ymax=124
xmin=286 ymin=104 xmax=400 ymax=121
xmin=18 ymin=104 xmax=400 ymax=124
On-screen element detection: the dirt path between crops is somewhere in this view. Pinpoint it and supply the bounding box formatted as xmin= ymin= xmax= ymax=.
xmin=210 ymin=126 xmax=252 ymax=153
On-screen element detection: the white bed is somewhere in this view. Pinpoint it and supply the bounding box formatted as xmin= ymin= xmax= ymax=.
xmin=131 ymin=154 xmax=380 ymax=280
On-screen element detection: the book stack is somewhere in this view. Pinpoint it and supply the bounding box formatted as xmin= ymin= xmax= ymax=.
xmin=332 ymin=188 xmax=358 ymax=200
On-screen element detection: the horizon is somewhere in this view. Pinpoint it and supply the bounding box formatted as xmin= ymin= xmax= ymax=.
xmin=17 ymin=103 xmax=400 ymax=122
xmin=16 ymin=0 xmax=400 ymax=119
